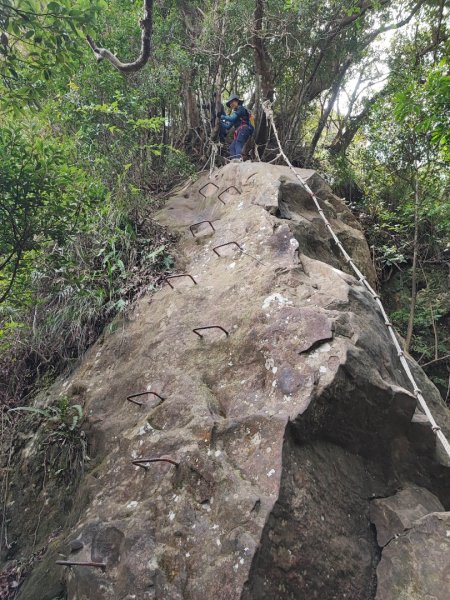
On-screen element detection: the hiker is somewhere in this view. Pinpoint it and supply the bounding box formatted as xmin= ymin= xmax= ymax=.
xmin=220 ymin=93 xmax=254 ymax=160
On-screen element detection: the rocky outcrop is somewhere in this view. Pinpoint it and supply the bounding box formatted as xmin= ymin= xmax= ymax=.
xmin=370 ymin=484 xmax=444 ymax=547
xmin=375 ymin=511 xmax=450 ymax=600
xmin=370 ymin=486 xmax=449 ymax=600
xmin=2 ymin=163 xmax=449 ymax=600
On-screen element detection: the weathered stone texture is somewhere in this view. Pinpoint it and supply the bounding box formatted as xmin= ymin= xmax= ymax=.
xmin=370 ymin=485 xmax=444 ymax=547
xmin=2 ymin=163 xmax=449 ymax=600
xmin=375 ymin=511 xmax=450 ymax=600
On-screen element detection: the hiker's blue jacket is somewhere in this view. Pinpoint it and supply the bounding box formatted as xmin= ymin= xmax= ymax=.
xmin=221 ymin=105 xmax=253 ymax=131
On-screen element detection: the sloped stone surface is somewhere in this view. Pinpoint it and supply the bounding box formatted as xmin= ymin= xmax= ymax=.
xmin=241 ymin=437 xmax=380 ymax=600
xmin=375 ymin=511 xmax=450 ymax=600
xmin=3 ymin=163 xmax=449 ymax=600
xmin=370 ymin=485 xmax=444 ymax=546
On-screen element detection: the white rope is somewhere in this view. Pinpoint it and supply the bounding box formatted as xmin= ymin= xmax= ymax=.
xmin=209 ymin=141 xmax=218 ymax=178
xmin=254 ymin=142 xmax=262 ymax=162
xmin=199 ymin=141 xmax=218 ymax=177
xmin=262 ymin=100 xmax=450 ymax=461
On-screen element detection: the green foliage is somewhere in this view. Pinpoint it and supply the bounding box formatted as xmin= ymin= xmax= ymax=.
xmin=389 ymin=268 xmax=450 ymax=362
xmin=0 ymin=2 xmax=189 ymax=407
xmin=0 ymin=0 xmax=106 ymax=109
xmin=327 ymin=26 xmax=450 ymax=398
xmin=393 ymin=44 xmax=450 ymax=161
xmin=1 ymin=0 xmax=448 ymax=409
xmin=10 ymin=396 xmax=83 ymax=432
xmin=0 ymin=177 xmax=175 ymax=406
xmin=0 ymin=120 xmax=105 ymax=304
xmin=379 ymin=245 xmax=406 ymax=269
xmin=0 ymin=89 xmax=179 ymax=405
xmin=9 ymin=396 xmax=88 ymax=481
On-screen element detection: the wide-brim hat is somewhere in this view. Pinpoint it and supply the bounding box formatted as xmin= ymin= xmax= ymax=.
xmin=226 ymin=93 xmax=244 ymax=107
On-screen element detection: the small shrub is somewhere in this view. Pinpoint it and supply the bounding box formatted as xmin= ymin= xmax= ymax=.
xmin=9 ymin=397 xmax=88 ymax=482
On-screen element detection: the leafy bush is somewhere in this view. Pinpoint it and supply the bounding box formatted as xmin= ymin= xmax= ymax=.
xmin=0 ymin=117 xmax=176 ymax=408
xmin=0 ymin=121 xmax=105 ymax=304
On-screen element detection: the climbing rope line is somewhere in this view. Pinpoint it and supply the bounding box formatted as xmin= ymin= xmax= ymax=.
xmin=262 ymin=100 xmax=450 ymax=461
xmin=199 ymin=140 xmax=219 ymax=177
xmin=209 ymin=141 xmax=218 ymax=177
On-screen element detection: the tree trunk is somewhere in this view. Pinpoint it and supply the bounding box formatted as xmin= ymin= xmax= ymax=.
xmin=306 ymin=57 xmax=352 ymax=164
xmin=183 ymin=76 xmax=200 ymax=130
xmin=405 ymin=175 xmax=420 ymax=352
xmin=211 ymin=0 xmax=229 ymax=142
xmin=329 ymin=87 xmax=389 ymax=156
xmin=253 ymin=0 xmax=274 ymax=155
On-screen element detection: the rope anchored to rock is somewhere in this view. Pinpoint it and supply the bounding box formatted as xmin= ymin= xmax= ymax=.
xmin=262 ymin=100 xmax=450 ymax=462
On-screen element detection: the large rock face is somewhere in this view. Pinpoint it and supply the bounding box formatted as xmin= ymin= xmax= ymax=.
xmin=2 ymin=163 xmax=450 ymax=600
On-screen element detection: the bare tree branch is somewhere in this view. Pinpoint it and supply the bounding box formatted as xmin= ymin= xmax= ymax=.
xmin=0 ymin=252 xmax=21 ymax=305
xmin=329 ymin=86 xmax=389 ymax=155
xmin=306 ymin=55 xmax=353 ymax=162
xmin=420 ymin=354 xmax=450 ymax=368
xmin=86 ymin=0 xmax=153 ymax=73
xmin=362 ymin=0 xmax=425 ymax=47
xmin=0 ymin=249 xmax=16 ymax=272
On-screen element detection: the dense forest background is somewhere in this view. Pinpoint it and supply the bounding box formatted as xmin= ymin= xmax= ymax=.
xmin=0 ymin=0 xmax=449 ymax=409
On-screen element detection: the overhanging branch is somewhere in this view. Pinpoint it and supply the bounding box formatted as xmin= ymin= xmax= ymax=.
xmin=86 ymin=0 xmax=153 ymax=73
